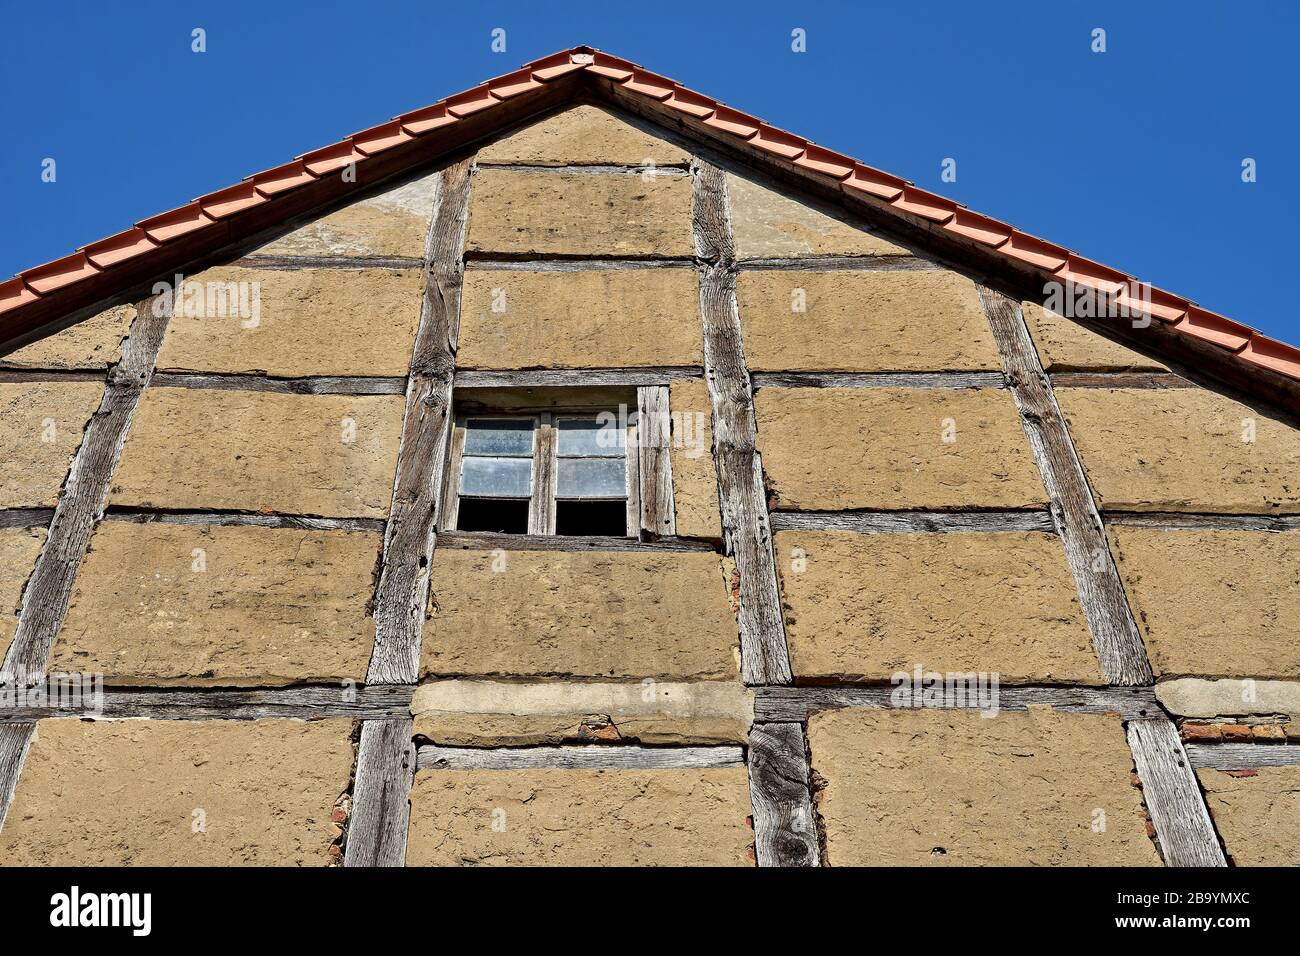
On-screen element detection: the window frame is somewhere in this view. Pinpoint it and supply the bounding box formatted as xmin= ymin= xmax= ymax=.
xmin=442 ymin=405 xmax=644 ymax=538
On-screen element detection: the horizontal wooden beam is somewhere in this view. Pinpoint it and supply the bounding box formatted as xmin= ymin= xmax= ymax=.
xmin=0 ymin=509 xmax=54 ymax=530
xmin=234 ymin=255 xmax=424 ymax=271
xmin=769 ymin=510 xmax=1055 ymax=534
xmin=0 ymin=369 xmax=106 ymax=384
xmin=150 ymin=372 xmax=407 ymax=395
xmin=435 ymin=530 xmax=715 ymax=553
xmin=454 ymin=367 xmax=700 ymax=388
xmin=0 ymin=683 xmax=413 ymax=722
xmin=463 ymin=252 xmax=696 ymax=269
xmin=751 ymin=371 xmax=1005 ymax=390
xmin=475 ymin=162 xmax=690 ymax=176
xmin=736 ymin=255 xmax=940 ymax=272
xmin=1049 ymin=371 xmax=1195 ymax=389
xmin=1185 ymin=743 xmax=1300 ymax=770
xmin=753 ymin=684 xmax=1160 ymax=722
xmin=416 ymin=743 xmax=744 ymax=771
xmin=102 ymin=508 xmax=387 ymax=533
xmin=1104 ymin=512 xmax=1300 ymax=531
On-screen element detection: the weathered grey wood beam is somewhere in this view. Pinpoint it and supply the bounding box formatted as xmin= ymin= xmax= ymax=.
xmin=0 ymin=684 xmax=413 ymax=723
xmin=435 ymin=530 xmax=714 ymax=553
xmin=101 ymin=508 xmax=387 ymax=533
xmin=637 ymin=385 xmax=676 ymax=537
xmin=1105 ymin=512 xmax=1300 ymax=532
xmin=978 ymin=285 xmax=1153 ymax=686
xmin=736 ymin=255 xmax=941 ymax=272
xmin=475 ymin=162 xmax=691 ymax=176
xmin=0 ymin=509 xmax=55 ymax=530
xmin=0 ymin=723 xmax=34 ymax=833
xmin=1049 ymin=371 xmax=1196 ymax=389
xmin=234 ymin=254 xmax=424 ymax=270
xmin=2 ymin=293 xmax=170 ymax=685
xmin=416 ymin=743 xmax=744 ymax=771
xmin=769 ymin=509 xmax=1056 ymax=534
xmin=455 ymin=367 xmax=700 ymax=388
xmin=1127 ymin=718 xmax=1227 ymax=867
xmin=1185 ymin=743 xmax=1300 ymax=770
xmin=693 ymin=159 xmax=792 ymax=686
xmin=747 ymin=722 xmax=821 ymax=867
xmin=753 ymin=684 xmax=1160 ymax=723
xmin=366 ymin=157 xmax=473 ymax=686
xmin=751 ymin=371 xmax=1005 ymax=389
xmin=463 ymin=252 xmax=695 ymax=269
xmin=150 ymin=372 xmax=407 ymax=395
xmin=345 ymin=718 xmax=416 ymax=868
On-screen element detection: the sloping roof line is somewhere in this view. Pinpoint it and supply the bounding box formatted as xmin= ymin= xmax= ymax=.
xmin=2 ymin=45 xmax=1297 ymax=383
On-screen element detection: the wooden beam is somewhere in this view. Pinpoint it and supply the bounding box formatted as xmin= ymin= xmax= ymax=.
xmin=1049 ymin=371 xmax=1195 ymax=389
xmin=0 ymin=723 xmax=34 ymax=834
xmin=751 ymin=371 xmax=1005 ymax=390
xmin=464 ymin=257 xmax=694 ymax=272
xmin=0 ymin=684 xmax=413 ymax=722
xmin=475 ymin=162 xmax=691 ymax=176
xmin=638 ymin=385 xmax=676 ymax=537
xmin=769 ymin=510 xmax=1055 ymax=535
xmin=1126 ymin=717 xmax=1227 ymax=867
xmin=344 ymin=718 xmax=416 ymax=868
xmin=747 ymin=722 xmax=821 ymax=867
xmin=366 ymin=157 xmax=473 ymax=686
xmin=693 ymin=159 xmax=792 ymax=686
xmin=977 ymin=285 xmax=1153 ymax=686
xmin=1185 ymin=743 xmax=1300 ymax=770
xmin=753 ymin=684 xmax=1160 ymax=723
xmin=0 ymin=509 xmax=54 ymax=530
xmin=1 ymin=293 xmax=171 ymax=684
xmin=455 ymin=367 xmax=700 ymax=388
xmin=150 ymin=372 xmax=406 ymax=395
xmin=434 ymin=530 xmax=714 ymax=553
xmin=235 ymin=255 xmax=424 ymax=271
xmin=1105 ymin=512 xmax=1300 ymax=532
xmin=736 ymin=255 xmax=940 ymax=272
xmin=416 ymin=743 xmax=744 ymax=771
xmin=101 ymin=508 xmax=386 ymax=533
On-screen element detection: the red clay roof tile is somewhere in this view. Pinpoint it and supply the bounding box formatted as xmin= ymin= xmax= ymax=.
xmin=298 ymin=141 xmax=366 ymax=176
xmin=136 ymin=202 xmax=215 ymax=243
xmin=245 ymin=160 xmax=317 ymax=197
xmin=793 ymin=145 xmax=855 ymax=179
xmin=350 ymin=120 xmax=414 ymax=156
xmin=525 ymin=52 xmax=587 ymax=81
xmin=22 ymin=252 xmax=101 ymax=295
xmin=1000 ymin=231 xmax=1070 ymax=271
xmin=1114 ymin=284 xmax=1189 ymax=324
xmin=397 ymin=104 xmax=457 ymax=136
xmin=82 ymin=227 xmax=160 ymax=269
xmin=841 ymin=165 xmax=906 ymax=201
xmin=0 ymin=278 xmax=39 ymax=315
xmin=751 ymin=124 xmax=806 ymax=160
xmin=1057 ymin=254 xmax=1131 ymax=296
xmin=486 ymin=68 xmax=545 ymax=100
xmin=1239 ymin=335 xmax=1300 ymax=381
xmin=1178 ymin=306 xmax=1253 ymax=351
xmin=892 ymin=186 xmax=958 ymax=224
xmin=943 ymin=209 xmax=1012 ymax=248
xmin=444 ymin=86 xmax=498 ymax=117
xmin=585 ymin=53 xmax=636 ymax=81
xmin=199 ymin=182 xmax=268 ymax=220
xmin=663 ymin=87 xmax=716 ymax=119
xmin=624 ymin=69 xmax=676 ymax=100
xmin=702 ymin=105 xmax=761 ymax=139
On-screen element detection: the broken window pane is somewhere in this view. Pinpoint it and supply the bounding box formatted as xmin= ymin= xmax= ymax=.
xmin=460 ymin=456 xmax=532 ymax=497
xmin=463 ymin=418 xmax=535 ymax=456
xmin=557 ymin=417 xmax=624 ymax=457
xmin=556 ymin=457 xmax=625 ymax=499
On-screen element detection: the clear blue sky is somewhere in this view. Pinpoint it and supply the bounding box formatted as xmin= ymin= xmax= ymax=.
xmin=2 ymin=1 xmax=1295 ymax=341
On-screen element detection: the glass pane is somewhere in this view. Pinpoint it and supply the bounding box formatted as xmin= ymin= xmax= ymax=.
xmin=557 ymin=417 xmax=624 ymax=457
xmin=463 ymin=419 xmax=535 ymax=456
xmin=460 ymin=456 xmax=532 ymax=497
xmin=557 ymin=458 xmax=626 ymax=499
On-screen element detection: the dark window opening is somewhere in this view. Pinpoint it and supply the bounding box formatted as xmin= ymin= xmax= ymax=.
xmin=555 ymin=499 xmax=628 ymax=537
xmin=456 ymin=497 xmax=529 ymax=534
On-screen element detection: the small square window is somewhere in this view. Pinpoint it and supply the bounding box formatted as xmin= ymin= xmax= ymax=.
xmin=439 ymin=386 xmax=679 ymax=540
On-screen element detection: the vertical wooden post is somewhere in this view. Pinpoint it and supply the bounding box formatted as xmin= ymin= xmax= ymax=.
xmin=748 ymin=722 xmax=821 ymax=867
xmin=691 ymin=159 xmax=792 ymax=687
xmin=637 ymin=385 xmax=675 ymax=537
xmin=1127 ymin=717 xmax=1226 ymax=867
